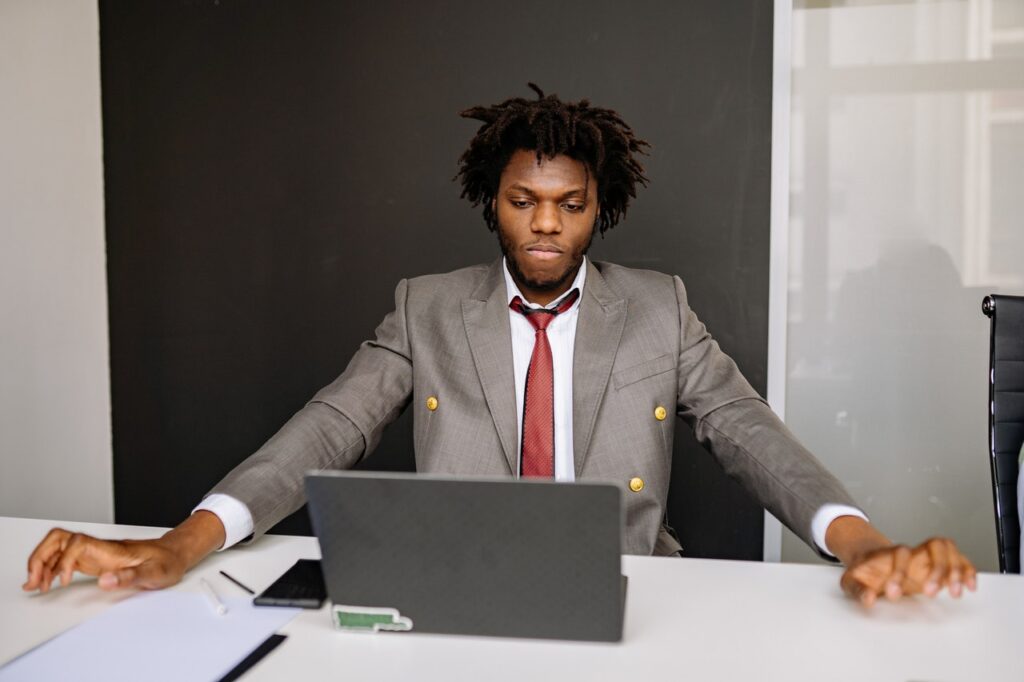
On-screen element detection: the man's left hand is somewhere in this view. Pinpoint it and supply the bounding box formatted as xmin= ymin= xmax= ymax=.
xmin=826 ymin=516 xmax=977 ymax=607
xmin=840 ymin=538 xmax=978 ymax=607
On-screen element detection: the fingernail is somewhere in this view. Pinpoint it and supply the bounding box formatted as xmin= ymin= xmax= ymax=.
xmin=924 ymin=580 xmax=938 ymax=594
xmin=98 ymin=574 xmax=117 ymax=589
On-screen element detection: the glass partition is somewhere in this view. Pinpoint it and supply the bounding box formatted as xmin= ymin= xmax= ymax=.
xmin=783 ymin=0 xmax=1024 ymax=570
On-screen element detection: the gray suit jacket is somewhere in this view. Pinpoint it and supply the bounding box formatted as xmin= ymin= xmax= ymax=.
xmin=209 ymin=259 xmax=859 ymax=555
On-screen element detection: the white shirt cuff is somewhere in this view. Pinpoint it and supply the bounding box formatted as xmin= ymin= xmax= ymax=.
xmin=193 ymin=493 xmax=255 ymax=550
xmin=811 ymin=504 xmax=869 ymax=559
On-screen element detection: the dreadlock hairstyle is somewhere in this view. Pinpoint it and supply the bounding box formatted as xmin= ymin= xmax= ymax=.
xmin=456 ymin=83 xmax=650 ymax=235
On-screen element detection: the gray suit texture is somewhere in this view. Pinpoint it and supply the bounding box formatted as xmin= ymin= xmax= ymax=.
xmin=209 ymin=258 xmax=860 ymax=556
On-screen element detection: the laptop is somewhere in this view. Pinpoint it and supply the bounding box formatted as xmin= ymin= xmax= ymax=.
xmin=304 ymin=471 xmax=627 ymax=642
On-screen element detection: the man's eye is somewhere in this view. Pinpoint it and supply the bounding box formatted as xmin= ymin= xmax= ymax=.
xmin=511 ymin=200 xmax=532 ymax=208
xmin=563 ymin=203 xmax=585 ymax=212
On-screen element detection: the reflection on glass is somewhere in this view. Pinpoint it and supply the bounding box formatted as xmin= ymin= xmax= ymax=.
xmin=784 ymin=0 xmax=1024 ymax=570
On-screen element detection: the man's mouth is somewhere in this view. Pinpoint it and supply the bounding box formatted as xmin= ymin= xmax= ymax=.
xmin=525 ymin=245 xmax=564 ymax=261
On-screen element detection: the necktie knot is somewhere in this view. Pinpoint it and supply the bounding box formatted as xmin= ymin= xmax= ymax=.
xmin=509 ymin=288 xmax=580 ymax=333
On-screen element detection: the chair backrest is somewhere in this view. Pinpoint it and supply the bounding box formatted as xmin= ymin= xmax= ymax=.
xmin=983 ymin=294 xmax=1024 ymax=574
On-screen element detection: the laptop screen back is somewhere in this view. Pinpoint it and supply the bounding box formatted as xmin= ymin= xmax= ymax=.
xmin=305 ymin=472 xmax=625 ymax=641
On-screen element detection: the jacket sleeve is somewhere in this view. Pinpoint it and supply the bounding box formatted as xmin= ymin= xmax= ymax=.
xmin=206 ymin=279 xmax=415 ymax=541
xmin=672 ymin=276 xmax=862 ymax=559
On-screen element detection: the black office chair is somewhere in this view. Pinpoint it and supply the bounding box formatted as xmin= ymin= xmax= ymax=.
xmin=982 ymin=294 xmax=1024 ymax=574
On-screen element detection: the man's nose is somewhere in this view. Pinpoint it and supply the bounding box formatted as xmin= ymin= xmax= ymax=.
xmin=531 ymin=202 xmax=561 ymax=234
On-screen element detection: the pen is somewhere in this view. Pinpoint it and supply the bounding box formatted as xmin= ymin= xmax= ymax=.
xmin=219 ymin=570 xmax=255 ymax=595
xmin=200 ymin=577 xmax=228 ymax=616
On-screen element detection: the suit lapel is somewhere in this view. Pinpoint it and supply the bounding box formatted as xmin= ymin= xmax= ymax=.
xmin=462 ymin=260 xmax=518 ymax=474
xmin=573 ymin=261 xmax=627 ymax=477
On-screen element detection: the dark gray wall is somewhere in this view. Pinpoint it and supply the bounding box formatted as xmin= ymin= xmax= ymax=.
xmin=102 ymin=0 xmax=773 ymax=559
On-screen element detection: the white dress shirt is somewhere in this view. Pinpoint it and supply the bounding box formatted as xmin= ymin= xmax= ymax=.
xmin=504 ymin=257 xmax=585 ymax=481
xmin=197 ymin=257 xmax=866 ymax=556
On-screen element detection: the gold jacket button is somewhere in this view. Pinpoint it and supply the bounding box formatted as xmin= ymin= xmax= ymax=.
xmin=654 ymin=406 xmax=667 ymax=421
xmin=426 ymin=396 xmax=439 ymax=411
xmin=629 ymin=477 xmax=644 ymax=492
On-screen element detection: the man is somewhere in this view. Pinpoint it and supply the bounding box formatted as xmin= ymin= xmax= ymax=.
xmin=24 ymin=85 xmax=976 ymax=607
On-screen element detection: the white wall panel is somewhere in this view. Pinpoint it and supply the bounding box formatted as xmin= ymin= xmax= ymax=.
xmin=0 ymin=1 xmax=112 ymax=522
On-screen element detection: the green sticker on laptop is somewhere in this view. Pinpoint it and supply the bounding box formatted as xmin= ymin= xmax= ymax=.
xmin=332 ymin=604 xmax=413 ymax=633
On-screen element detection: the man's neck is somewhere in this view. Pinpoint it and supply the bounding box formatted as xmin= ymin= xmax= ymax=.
xmin=515 ymin=279 xmax=575 ymax=307
xmin=505 ymin=259 xmax=587 ymax=307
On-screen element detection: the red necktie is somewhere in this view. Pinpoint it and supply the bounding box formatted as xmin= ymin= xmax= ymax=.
xmin=510 ymin=288 xmax=581 ymax=478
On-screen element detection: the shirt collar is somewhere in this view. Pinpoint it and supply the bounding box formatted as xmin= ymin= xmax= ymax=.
xmin=502 ymin=256 xmax=587 ymax=311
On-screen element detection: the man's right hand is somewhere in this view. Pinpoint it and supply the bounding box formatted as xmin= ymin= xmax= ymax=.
xmin=23 ymin=530 xmax=188 ymax=592
xmin=22 ymin=510 xmax=226 ymax=593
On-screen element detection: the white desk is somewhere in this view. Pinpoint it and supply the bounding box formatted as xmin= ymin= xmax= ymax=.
xmin=1 ymin=516 xmax=1021 ymax=681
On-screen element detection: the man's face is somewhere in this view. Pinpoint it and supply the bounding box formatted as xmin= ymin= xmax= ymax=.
xmin=494 ymin=149 xmax=597 ymax=305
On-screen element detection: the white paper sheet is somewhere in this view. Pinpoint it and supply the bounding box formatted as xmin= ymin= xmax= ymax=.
xmin=0 ymin=591 xmax=300 ymax=682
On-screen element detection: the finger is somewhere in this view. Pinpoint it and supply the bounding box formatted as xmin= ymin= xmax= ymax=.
xmin=40 ymin=565 xmax=55 ymax=594
xmin=53 ymin=534 xmax=90 ymax=588
xmin=924 ymin=539 xmax=948 ymax=597
xmin=947 ymin=540 xmax=977 ymax=595
xmin=100 ymin=566 xmax=169 ymax=591
xmin=841 ymin=558 xmax=888 ymax=608
xmin=24 ymin=528 xmax=69 ymax=590
xmin=39 ymin=532 xmax=77 ymax=593
xmin=847 ymin=553 xmax=892 ymax=588
xmin=41 ymin=547 xmax=67 ymax=593
xmin=131 ymin=565 xmax=170 ymax=590
xmin=841 ymin=571 xmax=879 ymax=608
xmin=962 ymin=555 xmax=978 ymax=592
xmin=25 ymin=549 xmax=59 ymax=592
xmin=40 ymin=552 xmax=63 ymax=593
xmin=904 ymin=545 xmax=931 ymax=595
xmin=946 ymin=539 xmax=963 ymax=598
xmin=98 ymin=567 xmax=137 ymax=591
xmin=886 ymin=546 xmax=911 ymax=601
xmin=44 ymin=551 xmax=61 ymax=576
xmin=852 ymin=579 xmax=878 ymax=608
xmin=840 ymin=564 xmax=863 ymax=597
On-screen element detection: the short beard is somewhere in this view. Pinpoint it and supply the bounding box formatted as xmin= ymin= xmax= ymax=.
xmin=498 ymin=227 xmax=593 ymax=293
